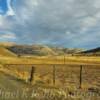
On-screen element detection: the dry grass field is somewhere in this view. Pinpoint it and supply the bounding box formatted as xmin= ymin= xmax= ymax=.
xmin=0 ymin=56 xmax=100 ymax=100
xmin=0 ymin=56 xmax=100 ymax=64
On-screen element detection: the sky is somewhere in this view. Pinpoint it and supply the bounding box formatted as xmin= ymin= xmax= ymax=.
xmin=0 ymin=0 xmax=100 ymax=49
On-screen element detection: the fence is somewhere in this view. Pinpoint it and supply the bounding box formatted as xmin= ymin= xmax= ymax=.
xmin=4 ymin=64 xmax=100 ymax=89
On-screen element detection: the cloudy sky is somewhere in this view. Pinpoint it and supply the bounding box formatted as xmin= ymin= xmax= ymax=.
xmin=0 ymin=0 xmax=100 ymax=49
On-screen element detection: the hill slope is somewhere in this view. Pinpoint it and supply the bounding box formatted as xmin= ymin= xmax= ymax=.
xmin=7 ymin=45 xmax=83 ymax=56
xmin=82 ymin=47 xmax=100 ymax=55
xmin=0 ymin=42 xmax=15 ymax=46
xmin=0 ymin=46 xmax=16 ymax=57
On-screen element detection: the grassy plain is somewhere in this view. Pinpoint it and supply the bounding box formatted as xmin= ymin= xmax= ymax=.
xmin=0 ymin=55 xmax=100 ymax=65
xmin=0 ymin=56 xmax=100 ymax=100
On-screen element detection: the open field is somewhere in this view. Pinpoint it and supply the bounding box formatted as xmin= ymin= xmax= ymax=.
xmin=0 ymin=56 xmax=100 ymax=65
xmin=0 ymin=56 xmax=100 ymax=100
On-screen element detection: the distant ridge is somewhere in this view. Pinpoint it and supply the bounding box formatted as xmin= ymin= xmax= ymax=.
xmin=7 ymin=44 xmax=83 ymax=56
xmin=0 ymin=42 xmax=87 ymax=56
xmin=81 ymin=47 xmax=100 ymax=55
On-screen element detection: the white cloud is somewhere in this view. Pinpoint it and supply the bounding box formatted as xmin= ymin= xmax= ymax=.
xmin=65 ymin=31 xmax=71 ymax=35
xmin=0 ymin=15 xmax=3 ymax=26
xmin=80 ymin=16 xmax=98 ymax=32
xmin=32 ymin=0 xmax=39 ymax=6
xmin=6 ymin=0 xmax=15 ymax=16
xmin=0 ymin=0 xmax=100 ymax=48
xmin=0 ymin=32 xmax=16 ymax=39
xmin=0 ymin=15 xmax=13 ymax=30
xmin=93 ymin=0 xmax=100 ymax=8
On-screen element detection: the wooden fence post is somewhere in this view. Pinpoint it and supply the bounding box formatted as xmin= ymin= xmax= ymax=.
xmin=53 ymin=65 xmax=56 ymax=85
xmin=29 ymin=66 xmax=35 ymax=83
xmin=79 ymin=65 xmax=83 ymax=89
xmin=64 ymin=55 xmax=66 ymax=64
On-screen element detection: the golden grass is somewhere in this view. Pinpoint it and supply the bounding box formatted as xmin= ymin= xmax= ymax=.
xmin=0 ymin=55 xmax=99 ymax=100
xmin=0 ymin=47 xmax=16 ymax=57
xmin=0 ymin=56 xmax=100 ymax=65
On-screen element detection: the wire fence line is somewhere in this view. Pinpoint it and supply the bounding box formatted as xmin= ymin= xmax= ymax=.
xmin=4 ymin=64 xmax=100 ymax=89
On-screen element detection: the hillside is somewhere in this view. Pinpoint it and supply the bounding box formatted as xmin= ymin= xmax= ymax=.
xmin=82 ymin=47 xmax=100 ymax=56
xmin=0 ymin=42 xmax=15 ymax=46
xmin=7 ymin=45 xmax=83 ymax=56
xmin=0 ymin=46 xmax=16 ymax=57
